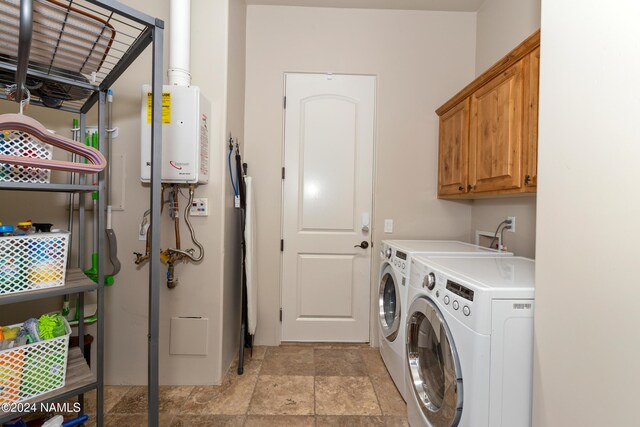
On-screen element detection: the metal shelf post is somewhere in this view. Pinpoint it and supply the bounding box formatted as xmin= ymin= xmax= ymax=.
xmin=148 ymin=21 xmax=164 ymax=427
xmin=16 ymin=0 xmax=33 ymax=102
xmin=96 ymin=89 xmax=107 ymax=427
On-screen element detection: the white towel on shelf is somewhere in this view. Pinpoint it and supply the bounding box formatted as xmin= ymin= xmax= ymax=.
xmin=244 ymin=176 xmax=259 ymax=336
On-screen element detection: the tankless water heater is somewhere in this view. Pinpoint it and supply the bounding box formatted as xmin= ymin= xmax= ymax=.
xmin=140 ymin=84 xmax=210 ymax=184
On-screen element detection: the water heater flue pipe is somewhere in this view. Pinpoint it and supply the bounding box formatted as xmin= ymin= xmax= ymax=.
xmin=168 ymin=0 xmax=191 ymax=86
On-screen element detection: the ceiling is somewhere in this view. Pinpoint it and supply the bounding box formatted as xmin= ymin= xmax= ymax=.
xmin=245 ymin=0 xmax=486 ymax=12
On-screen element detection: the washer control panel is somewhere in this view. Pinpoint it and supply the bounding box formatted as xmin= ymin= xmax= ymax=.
xmin=446 ymin=279 xmax=474 ymax=302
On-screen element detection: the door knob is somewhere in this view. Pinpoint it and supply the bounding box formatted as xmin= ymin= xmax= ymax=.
xmin=354 ymin=241 xmax=369 ymax=249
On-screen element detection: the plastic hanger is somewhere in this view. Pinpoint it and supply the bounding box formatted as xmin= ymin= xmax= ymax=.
xmin=0 ymin=111 xmax=107 ymax=174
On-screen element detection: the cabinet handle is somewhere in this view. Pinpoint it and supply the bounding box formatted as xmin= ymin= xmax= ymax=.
xmin=524 ymin=175 xmax=531 ymax=185
xmin=458 ymin=186 xmax=464 ymax=191
xmin=467 ymin=184 xmax=473 ymax=192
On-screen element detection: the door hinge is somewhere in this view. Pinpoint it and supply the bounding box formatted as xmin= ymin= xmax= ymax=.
xmin=282 ymin=167 xmax=285 ymax=179
xmin=279 ymin=308 xmax=283 ymax=322
xmin=283 ymin=96 xmax=286 ymax=109
xmin=280 ymin=239 xmax=284 ymax=252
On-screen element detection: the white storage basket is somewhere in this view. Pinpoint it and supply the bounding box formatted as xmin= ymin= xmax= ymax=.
xmin=0 ymin=129 xmax=53 ymax=183
xmin=0 ymin=231 xmax=70 ymax=296
xmin=0 ymin=317 xmax=71 ymax=404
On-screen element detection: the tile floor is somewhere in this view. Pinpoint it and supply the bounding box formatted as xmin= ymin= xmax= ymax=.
xmin=78 ymin=344 xmax=408 ymax=426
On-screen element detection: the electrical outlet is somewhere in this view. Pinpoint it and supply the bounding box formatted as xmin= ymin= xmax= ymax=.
xmin=507 ymin=216 xmax=516 ymax=232
xmin=384 ymin=219 xmax=394 ymax=233
xmin=190 ymin=198 xmax=209 ymax=216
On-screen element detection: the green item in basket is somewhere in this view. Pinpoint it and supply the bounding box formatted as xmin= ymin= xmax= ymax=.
xmin=38 ymin=313 xmax=66 ymax=340
xmin=20 ymin=316 xmax=67 ymax=400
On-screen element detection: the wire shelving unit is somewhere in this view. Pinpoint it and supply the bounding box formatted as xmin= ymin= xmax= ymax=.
xmin=0 ymin=1 xmax=164 ymax=426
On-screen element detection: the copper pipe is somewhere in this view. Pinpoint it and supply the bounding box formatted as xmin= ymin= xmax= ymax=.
xmin=160 ymin=185 xmax=166 ymax=214
xmin=134 ymin=225 xmax=151 ymax=265
xmin=166 ymin=262 xmax=177 ymax=288
xmin=173 ymin=185 xmax=181 ymax=250
xmin=167 ymin=185 xmax=204 ymax=263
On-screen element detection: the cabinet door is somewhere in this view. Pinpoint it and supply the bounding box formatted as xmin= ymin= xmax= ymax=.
xmin=437 ymin=98 xmax=470 ymax=197
xmin=469 ymin=61 xmax=524 ymax=193
xmin=523 ymin=47 xmax=540 ymax=188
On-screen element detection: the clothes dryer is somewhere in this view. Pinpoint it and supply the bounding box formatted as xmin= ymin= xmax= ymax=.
xmin=377 ymin=241 xmax=510 ymax=401
xmin=405 ymin=256 xmax=535 ymax=427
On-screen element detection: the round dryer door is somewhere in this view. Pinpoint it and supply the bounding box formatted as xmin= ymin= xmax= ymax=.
xmin=378 ymin=264 xmax=401 ymax=341
xmin=406 ymin=296 xmax=463 ymax=427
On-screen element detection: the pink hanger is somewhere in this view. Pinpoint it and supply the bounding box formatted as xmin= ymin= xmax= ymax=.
xmin=0 ymin=113 xmax=106 ymax=173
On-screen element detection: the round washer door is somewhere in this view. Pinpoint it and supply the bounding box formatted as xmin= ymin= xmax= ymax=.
xmin=378 ymin=264 xmax=401 ymax=341
xmin=406 ymin=296 xmax=463 ymax=427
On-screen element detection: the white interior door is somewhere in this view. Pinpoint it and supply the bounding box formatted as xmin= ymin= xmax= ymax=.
xmin=281 ymin=73 xmax=375 ymax=342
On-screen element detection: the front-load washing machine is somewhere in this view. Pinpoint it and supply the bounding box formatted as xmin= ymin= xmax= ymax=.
xmin=377 ymin=241 xmax=511 ymax=401
xmin=405 ymin=255 xmax=535 ymax=427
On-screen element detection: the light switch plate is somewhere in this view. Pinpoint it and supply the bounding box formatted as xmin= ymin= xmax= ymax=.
xmin=139 ymin=223 xmax=149 ymax=241
xmin=384 ymin=219 xmax=393 ymax=233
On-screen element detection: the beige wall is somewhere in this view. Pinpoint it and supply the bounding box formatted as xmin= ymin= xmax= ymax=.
xmin=1 ymin=0 xmax=240 ymax=385
xmin=469 ymin=0 xmax=540 ymax=259
xmin=244 ymin=5 xmax=477 ymax=346
xmin=533 ymin=0 xmax=640 ymax=424
xmin=221 ymin=0 xmax=247 ymax=375
xmin=475 ymin=0 xmax=541 ymax=73
xmin=99 ymin=0 xmax=232 ymax=386
xmin=470 ymin=197 xmax=536 ymax=258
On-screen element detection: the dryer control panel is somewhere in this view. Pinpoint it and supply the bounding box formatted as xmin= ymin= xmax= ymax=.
xmin=383 ymin=244 xmax=410 ymax=277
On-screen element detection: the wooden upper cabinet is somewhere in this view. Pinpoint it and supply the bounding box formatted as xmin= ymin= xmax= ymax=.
xmin=469 ymin=61 xmax=524 ymax=193
xmin=438 ymin=98 xmax=469 ymax=196
xmin=436 ymin=30 xmax=540 ymax=199
xmin=523 ymin=46 xmax=540 ymax=188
